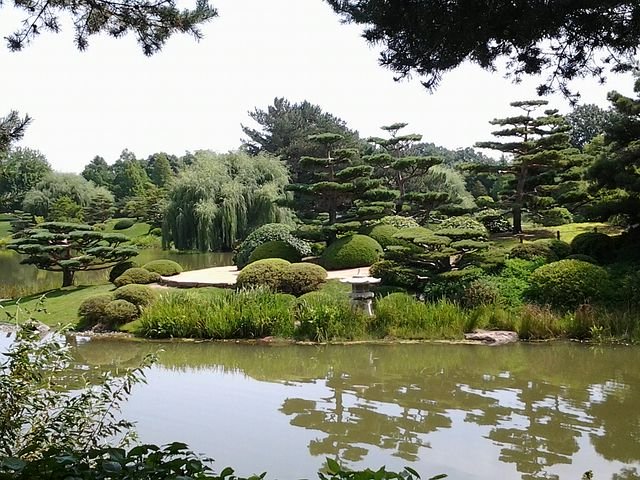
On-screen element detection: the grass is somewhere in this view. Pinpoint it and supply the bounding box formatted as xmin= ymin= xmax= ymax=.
xmin=104 ymin=218 xmax=152 ymax=240
xmin=491 ymin=222 xmax=623 ymax=249
xmin=0 ymin=284 xmax=116 ymax=327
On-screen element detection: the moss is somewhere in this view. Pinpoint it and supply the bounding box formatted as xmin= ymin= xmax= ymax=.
xmin=248 ymin=241 xmax=303 ymax=264
xmin=142 ymin=259 xmax=183 ymax=276
xmin=320 ymin=235 xmax=383 ymax=270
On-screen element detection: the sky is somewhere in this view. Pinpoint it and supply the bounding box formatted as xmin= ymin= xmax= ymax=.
xmin=0 ymin=0 xmax=637 ymax=172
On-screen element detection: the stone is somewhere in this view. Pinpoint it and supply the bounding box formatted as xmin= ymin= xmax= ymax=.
xmin=464 ymin=329 xmax=518 ymax=345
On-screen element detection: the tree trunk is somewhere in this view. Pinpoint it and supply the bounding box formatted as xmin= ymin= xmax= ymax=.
xmin=513 ymin=164 xmax=528 ymax=234
xmin=62 ymin=268 xmax=75 ymax=287
xmin=512 ymin=207 xmax=522 ymax=234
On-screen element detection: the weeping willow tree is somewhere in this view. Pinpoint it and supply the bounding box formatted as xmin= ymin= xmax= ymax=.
xmin=162 ymin=151 xmax=293 ymax=251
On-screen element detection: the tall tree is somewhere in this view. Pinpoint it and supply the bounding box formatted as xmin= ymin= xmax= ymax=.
xmin=475 ymin=100 xmax=571 ymax=233
xmin=82 ymin=156 xmax=114 ymax=188
xmin=8 ymin=222 xmax=137 ymax=287
xmin=146 ymin=153 xmax=173 ymax=188
xmin=589 ymin=78 xmax=640 ymax=223
xmin=327 ymin=1 xmax=640 ymax=98
xmin=163 ymin=151 xmax=292 ymax=251
xmin=4 ymin=0 xmax=217 ymax=55
xmin=111 ymin=150 xmax=150 ymax=199
xmin=241 ymin=98 xmax=361 ymax=182
xmin=0 ymin=147 xmax=51 ymax=211
xmin=365 ymin=123 xmax=444 ymax=214
xmin=566 ymin=104 xmax=615 ymax=150
xmin=0 ymin=111 xmax=31 ymax=153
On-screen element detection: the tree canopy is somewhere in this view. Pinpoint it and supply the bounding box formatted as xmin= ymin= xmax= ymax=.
xmin=4 ymin=0 xmax=217 ymax=55
xmin=327 ymin=0 xmax=640 ymax=98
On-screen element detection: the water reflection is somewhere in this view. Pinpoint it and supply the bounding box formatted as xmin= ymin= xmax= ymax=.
xmin=67 ymin=340 xmax=640 ymax=478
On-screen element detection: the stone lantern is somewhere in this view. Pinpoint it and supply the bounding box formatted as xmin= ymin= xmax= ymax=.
xmin=340 ymin=273 xmax=381 ymax=317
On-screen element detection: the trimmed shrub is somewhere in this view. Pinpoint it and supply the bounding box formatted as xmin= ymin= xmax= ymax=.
xmin=377 ymin=215 xmax=419 ymax=229
xmin=462 ymin=279 xmax=502 ymax=308
xmin=366 ymin=224 xmax=403 ymax=248
xmin=436 ymin=216 xmax=488 ymax=237
xmin=103 ymin=299 xmax=140 ymax=326
xmin=534 ymin=238 xmax=571 ymax=259
xmin=234 ymin=223 xmax=311 ymax=269
xmin=370 ymin=260 xmax=420 ymax=289
xmin=476 ymin=208 xmax=511 ymax=233
xmin=248 ymin=241 xmax=303 ymax=264
xmin=571 ymin=232 xmax=614 ymax=263
xmin=566 ymin=254 xmax=598 ymax=264
xmin=236 ymin=258 xmax=291 ymax=291
xmin=143 ymin=259 xmax=183 ymax=276
xmin=280 ymin=263 xmax=327 ymax=296
xmin=77 ymin=294 xmax=113 ymax=328
xmin=113 ymin=218 xmax=135 ymax=230
xmin=109 ymin=261 xmax=139 ymax=284
xmin=509 ymin=242 xmax=558 ymax=263
xmin=113 ymin=267 xmax=161 ymax=287
xmin=528 ymin=259 xmax=612 ymax=309
xmin=537 ymin=207 xmax=573 ymax=226
xmin=149 ymin=227 xmax=162 ymax=236
xmin=114 ymin=284 xmax=157 ymax=309
xmin=321 ymin=235 xmax=383 ymax=270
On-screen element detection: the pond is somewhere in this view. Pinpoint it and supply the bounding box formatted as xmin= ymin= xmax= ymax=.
xmin=0 ymin=249 xmax=234 ymax=298
xmin=39 ymin=338 xmax=640 ymax=479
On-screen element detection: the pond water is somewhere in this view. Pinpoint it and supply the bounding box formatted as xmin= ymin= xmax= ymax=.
xmin=38 ymin=338 xmax=640 ymax=479
xmin=0 ymin=249 xmax=233 ymax=297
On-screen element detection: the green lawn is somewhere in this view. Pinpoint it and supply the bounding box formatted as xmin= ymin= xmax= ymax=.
xmin=490 ymin=222 xmax=623 ymax=249
xmin=0 ymin=284 xmax=115 ymax=327
xmin=0 ymin=218 xmax=12 ymax=239
xmin=104 ymin=218 xmax=152 ymax=239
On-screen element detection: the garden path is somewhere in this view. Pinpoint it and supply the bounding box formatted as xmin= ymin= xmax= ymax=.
xmin=159 ymin=265 xmax=371 ymax=288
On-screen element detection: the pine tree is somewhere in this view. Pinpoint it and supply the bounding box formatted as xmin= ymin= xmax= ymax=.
xmin=475 ymin=100 xmax=571 ymax=233
xmin=84 ymin=190 xmax=115 ymax=224
xmin=365 ymin=123 xmax=445 ymax=214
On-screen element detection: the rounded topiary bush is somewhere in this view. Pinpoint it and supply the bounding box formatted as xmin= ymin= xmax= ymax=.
xmin=571 ymin=232 xmax=614 ymax=263
xmin=142 ymin=259 xmax=183 ymax=276
xmin=109 ymin=261 xmax=139 ymax=284
xmin=103 ymin=299 xmax=139 ymax=326
xmin=236 ymin=258 xmax=291 ymax=291
xmin=366 ymin=224 xmax=402 ymax=248
xmin=113 ymin=218 xmax=135 ymax=230
xmin=248 ymin=241 xmax=303 ymax=264
xmin=320 ymin=235 xmax=383 ymax=270
xmin=281 ymin=263 xmax=328 ymax=296
xmin=377 ymin=215 xmax=419 ymax=229
xmin=566 ymin=253 xmax=598 ymax=264
xmin=509 ymin=243 xmax=558 ymax=263
xmin=77 ymin=294 xmax=113 ymax=328
xmin=114 ymin=284 xmax=157 ymax=309
xmin=113 ymin=267 xmax=161 ymax=287
xmin=538 ymin=207 xmax=573 ymax=226
xmin=534 ymin=238 xmax=571 ymax=259
xmin=149 ymin=227 xmax=162 ymax=237
xmin=528 ymin=259 xmax=612 ymax=309
xmin=235 ymin=223 xmax=311 ymax=269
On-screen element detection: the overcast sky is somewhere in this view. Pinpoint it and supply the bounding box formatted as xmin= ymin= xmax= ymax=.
xmin=1 ymin=0 xmax=636 ymax=172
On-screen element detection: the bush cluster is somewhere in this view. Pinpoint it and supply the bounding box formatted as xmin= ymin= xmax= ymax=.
xmin=534 ymin=238 xmax=571 ymax=259
xmin=114 ymin=284 xmax=157 ymax=310
xmin=77 ymin=294 xmax=113 ymax=329
xmin=236 ymin=259 xmax=328 ymax=296
xmin=104 ymin=299 xmax=139 ymax=326
xmin=234 ymin=223 xmax=312 ymax=269
xmin=509 ymin=242 xmax=557 ymax=263
xmin=376 ymin=215 xmax=419 ymax=229
xmin=571 ymin=232 xmax=614 ymax=263
xmin=142 ymin=259 xmax=183 ymax=276
xmin=537 ymin=207 xmax=573 ymax=226
xmin=109 ymin=261 xmax=139 ymax=284
xmin=320 ymin=235 xmax=383 ymax=270
xmin=113 ymin=218 xmax=135 ymax=230
xmin=247 ymin=240 xmax=302 ymax=264
xmin=114 ymin=267 xmax=161 ymax=287
xmin=528 ymin=259 xmax=612 ymax=309
xmin=365 ymin=224 xmax=401 ymax=248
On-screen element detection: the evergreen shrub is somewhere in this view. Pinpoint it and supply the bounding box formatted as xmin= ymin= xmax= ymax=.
xmin=538 ymin=207 xmax=573 ymax=226
xmin=370 ymin=260 xmax=420 ymax=289
xmin=528 ymin=259 xmax=612 ymax=309
xmin=509 ymin=242 xmax=558 ymax=262
xmin=149 ymin=227 xmax=162 ymax=236
xmin=113 ymin=218 xmax=135 ymax=230
xmin=320 ymin=235 xmax=383 ymax=270
xmin=77 ymin=294 xmax=114 ymax=328
xmin=365 ymin=224 xmax=403 ymax=248
xmin=142 ymin=259 xmax=183 ymax=276
xmin=114 ymin=284 xmax=157 ymax=309
xmin=104 ymin=299 xmax=139 ymax=326
xmin=236 ymin=259 xmax=291 ymax=291
xmin=377 ymin=215 xmax=419 ymax=229
xmin=566 ymin=254 xmax=598 ymax=264
xmin=114 ymin=268 xmax=161 ymax=287
xmin=234 ymin=223 xmax=311 ymax=269
xmin=280 ymin=263 xmax=328 ymax=296
xmin=571 ymin=232 xmax=614 ymax=263
xmin=109 ymin=261 xmax=139 ymax=283
xmin=534 ymin=238 xmax=571 ymax=259
xmin=248 ymin=241 xmax=302 ymax=264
